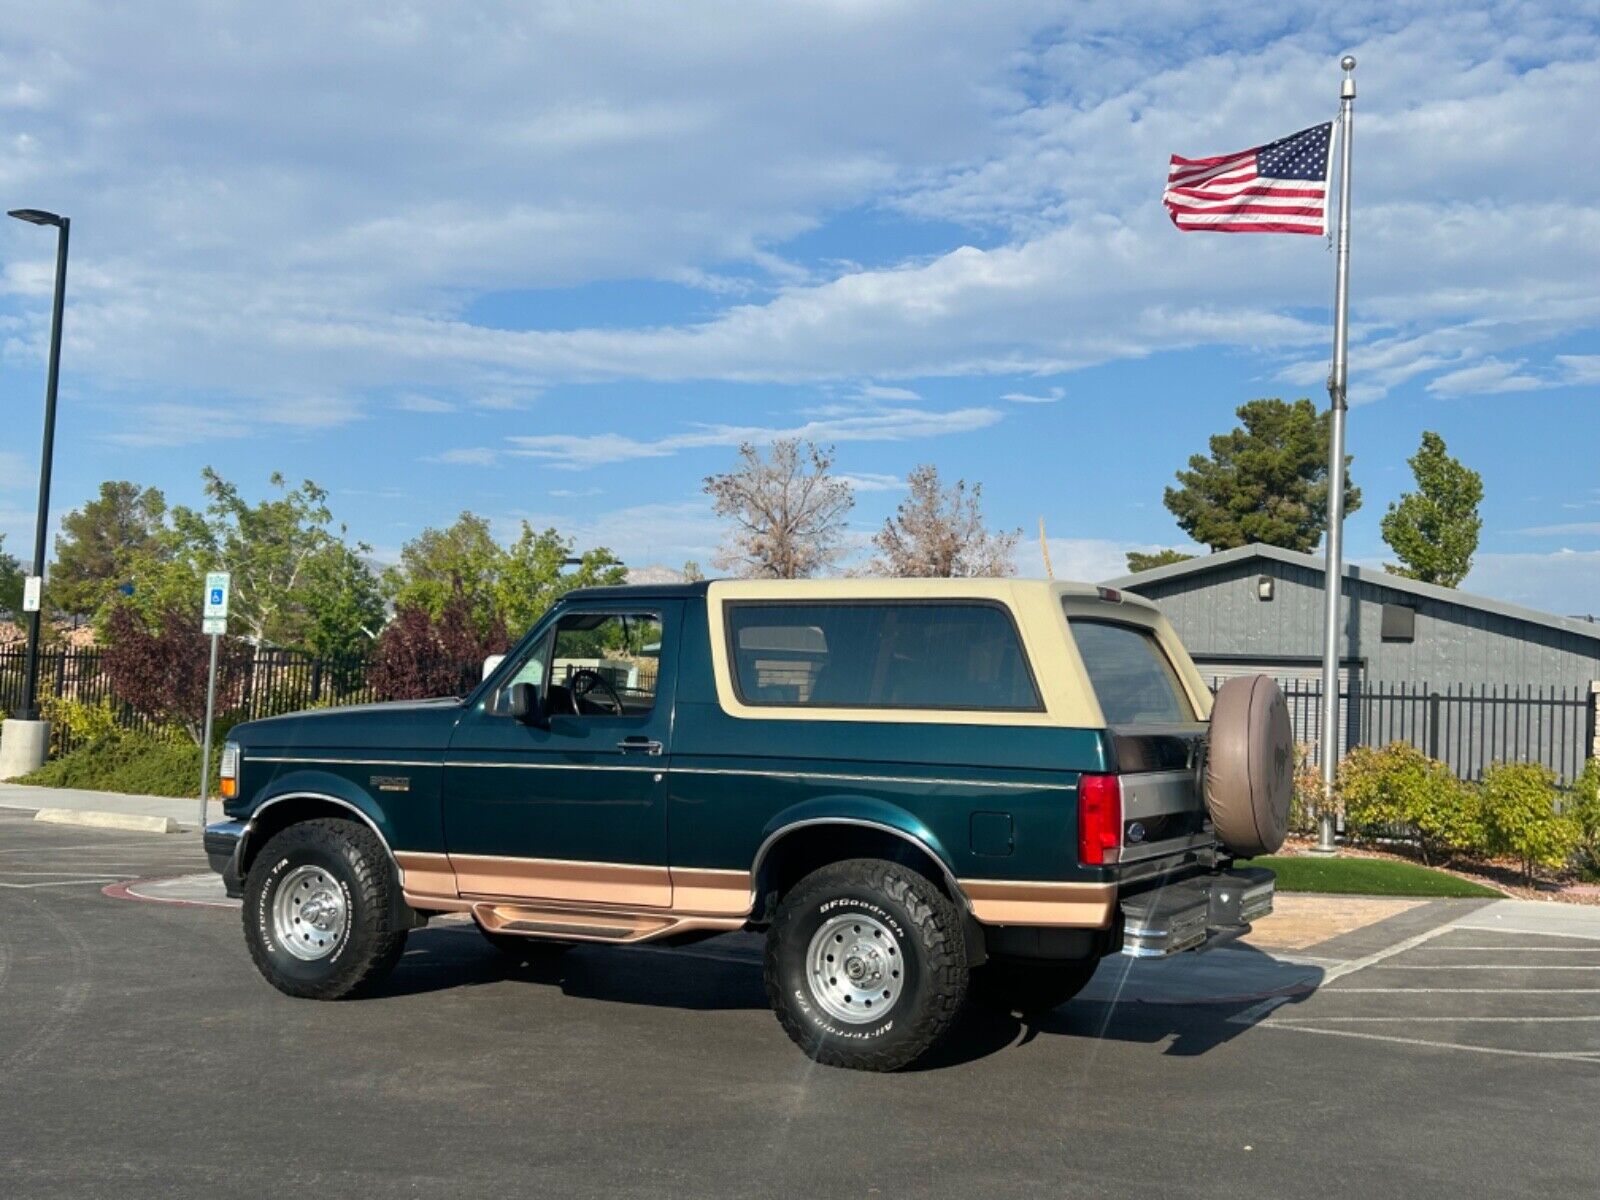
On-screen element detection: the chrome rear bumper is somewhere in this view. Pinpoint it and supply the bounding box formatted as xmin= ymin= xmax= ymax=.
xmin=1119 ymin=867 xmax=1275 ymax=958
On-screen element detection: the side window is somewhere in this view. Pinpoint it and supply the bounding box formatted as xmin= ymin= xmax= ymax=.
xmin=550 ymin=612 xmax=663 ymax=716
xmin=726 ymin=602 xmax=1041 ymax=712
xmin=492 ymin=612 xmax=662 ymax=717
xmin=1068 ymin=618 xmax=1196 ymax=725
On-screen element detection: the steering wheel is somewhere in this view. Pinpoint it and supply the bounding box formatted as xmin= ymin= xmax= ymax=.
xmin=566 ymin=668 xmax=624 ymax=716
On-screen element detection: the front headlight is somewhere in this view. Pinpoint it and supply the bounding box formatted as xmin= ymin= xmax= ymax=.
xmin=219 ymin=741 xmax=241 ymax=799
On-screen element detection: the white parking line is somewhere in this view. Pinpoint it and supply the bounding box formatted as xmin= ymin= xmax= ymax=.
xmin=1369 ymin=964 xmax=1600 ymax=971
xmin=1326 ymin=987 xmax=1600 ymax=994
xmin=0 ymin=877 xmax=129 ymax=889
xmin=1273 ymin=1015 xmax=1600 ymax=1023
xmin=1247 ymin=1022 xmax=1600 ymax=1065
xmin=1424 ymin=946 xmax=1600 ymax=952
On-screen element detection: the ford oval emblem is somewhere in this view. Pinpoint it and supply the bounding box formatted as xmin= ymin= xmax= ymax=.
xmin=1126 ymin=821 xmax=1147 ymax=844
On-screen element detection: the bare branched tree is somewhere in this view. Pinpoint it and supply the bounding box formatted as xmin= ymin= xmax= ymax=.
xmin=869 ymin=464 xmax=1019 ymax=577
xmin=704 ymin=440 xmax=855 ymax=578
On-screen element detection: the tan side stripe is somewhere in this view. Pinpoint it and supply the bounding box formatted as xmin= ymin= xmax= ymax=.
xmin=958 ymin=878 xmax=1116 ymax=929
xmin=394 ymin=851 xmax=457 ymax=898
xmin=450 ymin=853 xmax=672 ymax=908
xmin=670 ymin=867 xmax=754 ymax=917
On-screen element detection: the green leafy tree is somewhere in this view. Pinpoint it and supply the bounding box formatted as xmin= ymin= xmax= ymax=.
xmin=1381 ymin=431 xmax=1483 ymax=588
xmin=50 ymin=481 xmax=169 ymax=621
xmin=1164 ymin=399 xmax=1361 ymax=553
xmin=385 ymin=513 xmax=625 ymax=641
xmin=0 ymin=533 xmax=22 ymax=618
xmin=1570 ymin=758 xmax=1600 ymax=878
xmin=169 ymin=469 xmax=357 ymax=648
xmin=383 ymin=512 xmax=503 ymax=638
xmin=1125 ymin=548 xmax=1193 ymax=573
xmin=300 ymin=543 xmax=386 ymax=662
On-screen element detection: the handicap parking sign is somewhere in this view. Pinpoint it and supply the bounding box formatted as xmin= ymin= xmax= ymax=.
xmin=202 ymin=571 xmax=231 ymax=623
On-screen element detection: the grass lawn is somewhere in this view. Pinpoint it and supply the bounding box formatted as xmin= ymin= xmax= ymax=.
xmin=1237 ymin=854 xmax=1504 ymax=898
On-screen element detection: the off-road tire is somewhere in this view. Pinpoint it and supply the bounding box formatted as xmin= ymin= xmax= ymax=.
xmin=242 ymin=818 xmax=408 ymax=1000
xmin=479 ymin=928 xmax=571 ymax=962
xmin=969 ymin=957 xmax=1099 ymax=1016
xmin=764 ymin=858 xmax=967 ymax=1071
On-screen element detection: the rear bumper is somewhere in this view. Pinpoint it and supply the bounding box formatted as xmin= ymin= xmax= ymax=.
xmin=1119 ymin=867 xmax=1275 ymax=958
xmin=203 ymin=820 xmax=248 ymax=898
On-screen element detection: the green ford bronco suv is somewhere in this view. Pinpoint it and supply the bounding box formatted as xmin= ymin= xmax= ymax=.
xmin=207 ymin=578 xmax=1292 ymax=1071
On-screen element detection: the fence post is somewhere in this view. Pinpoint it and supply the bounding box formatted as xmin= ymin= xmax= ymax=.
xmin=1588 ymin=680 xmax=1599 ymax=763
xmin=310 ymin=659 xmax=323 ymax=705
xmin=53 ymin=647 xmax=68 ymax=698
xmin=1427 ymin=691 xmax=1441 ymax=761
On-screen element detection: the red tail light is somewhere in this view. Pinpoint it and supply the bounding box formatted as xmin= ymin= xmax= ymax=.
xmin=1078 ymin=773 xmax=1123 ymax=866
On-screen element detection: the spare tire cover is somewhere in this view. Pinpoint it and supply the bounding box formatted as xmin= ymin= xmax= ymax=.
xmin=1204 ymin=674 xmax=1293 ymax=857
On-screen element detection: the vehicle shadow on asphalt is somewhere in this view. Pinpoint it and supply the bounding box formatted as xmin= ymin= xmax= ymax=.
xmin=375 ymin=929 xmax=1324 ymax=1067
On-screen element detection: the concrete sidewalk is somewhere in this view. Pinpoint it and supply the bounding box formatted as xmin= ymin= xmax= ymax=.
xmin=0 ymin=782 xmax=221 ymax=830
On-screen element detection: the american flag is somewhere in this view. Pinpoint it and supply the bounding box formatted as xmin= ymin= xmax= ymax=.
xmin=1163 ymin=122 xmax=1334 ymax=235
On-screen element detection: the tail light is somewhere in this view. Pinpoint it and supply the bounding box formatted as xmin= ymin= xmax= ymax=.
xmin=1077 ymin=773 xmax=1122 ymax=865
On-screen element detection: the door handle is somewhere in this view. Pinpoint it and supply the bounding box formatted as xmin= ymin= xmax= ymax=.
xmin=617 ymin=737 xmax=664 ymax=756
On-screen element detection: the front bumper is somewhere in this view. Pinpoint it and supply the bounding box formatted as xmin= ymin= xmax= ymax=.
xmin=203 ymin=820 xmax=248 ymax=898
xmin=1119 ymin=867 xmax=1275 ymax=958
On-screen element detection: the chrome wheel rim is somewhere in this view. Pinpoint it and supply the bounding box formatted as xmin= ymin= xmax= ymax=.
xmin=805 ymin=912 xmax=904 ymax=1024
xmin=272 ymin=864 xmax=348 ymax=961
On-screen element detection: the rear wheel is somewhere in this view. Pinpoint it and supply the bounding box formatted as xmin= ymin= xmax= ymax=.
xmin=764 ymin=858 xmax=968 ymax=1071
xmin=969 ymin=957 xmax=1098 ymax=1016
xmin=242 ymin=819 xmax=407 ymax=1000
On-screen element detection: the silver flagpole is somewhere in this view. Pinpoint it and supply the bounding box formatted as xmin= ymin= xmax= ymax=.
xmin=1316 ymin=55 xmax=1357 ymax=854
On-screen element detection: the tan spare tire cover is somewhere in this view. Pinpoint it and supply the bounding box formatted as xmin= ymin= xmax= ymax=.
xmin=1204 ymin=674 xmax=1294 ymax=857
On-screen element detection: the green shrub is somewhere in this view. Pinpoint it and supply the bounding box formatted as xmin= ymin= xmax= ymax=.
xmin=1566 ymin=758 xmax=1600 ymax=879
xmin=1340 ymin=742 xmax=1483 ymax=864
xmin=1479 ymin=761 xmax=1580 ymax=884
xmin=18 ymin=733 xmax=214 ymax=798
xmin=1289 ymin=743 xmax=1323 ymax=835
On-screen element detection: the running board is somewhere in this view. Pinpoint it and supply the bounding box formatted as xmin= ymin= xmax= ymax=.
xmin=472 ymin=902 xmax=742 ymax=945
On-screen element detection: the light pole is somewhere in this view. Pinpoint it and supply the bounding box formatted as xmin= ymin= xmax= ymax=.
xmin=8 ymin=208 xmax=69 ymax=724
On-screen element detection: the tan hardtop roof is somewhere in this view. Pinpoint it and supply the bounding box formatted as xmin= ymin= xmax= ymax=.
xmin=705 ymin=576 xmax=1161 ymax=613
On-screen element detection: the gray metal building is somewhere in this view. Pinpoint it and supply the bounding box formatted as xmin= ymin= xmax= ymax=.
xmin=1104 ymin=543 xmax=1600 ymax=781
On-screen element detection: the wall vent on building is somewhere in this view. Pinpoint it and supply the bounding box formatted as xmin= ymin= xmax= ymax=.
xmin=1381 ymin=603 xmax=1416 ymax=643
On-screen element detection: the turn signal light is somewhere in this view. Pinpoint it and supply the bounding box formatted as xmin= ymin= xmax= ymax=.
xmin=220 ymin=777 xmax=237 ymax=799
xmin=1077 ymin=773 xmax=1123 ymax=866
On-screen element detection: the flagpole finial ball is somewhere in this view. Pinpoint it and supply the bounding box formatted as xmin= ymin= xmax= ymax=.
xmin=1341 ymin=55 xmax=1356 ymax=71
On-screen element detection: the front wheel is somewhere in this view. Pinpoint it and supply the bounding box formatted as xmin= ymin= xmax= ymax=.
xmin=242 ymin=818 xmax=408 ymax=1000
xmin=764 ymin=858 xmax=968 ymax=1071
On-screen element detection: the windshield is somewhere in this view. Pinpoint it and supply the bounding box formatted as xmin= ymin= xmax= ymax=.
xmin=1068 ymin=617 xmax=1196 ymax=725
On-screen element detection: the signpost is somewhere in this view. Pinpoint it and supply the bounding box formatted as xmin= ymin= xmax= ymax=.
xmin=198 ymin=572 xmax=230 ymax=828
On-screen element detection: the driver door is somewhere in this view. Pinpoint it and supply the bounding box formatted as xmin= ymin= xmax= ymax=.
xmin=443 ymin=602 xmax=681 ymax=907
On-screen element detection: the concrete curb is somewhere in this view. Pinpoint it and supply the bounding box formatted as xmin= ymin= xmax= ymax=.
xmin=33 ymin=808 xmax=180 ymax=834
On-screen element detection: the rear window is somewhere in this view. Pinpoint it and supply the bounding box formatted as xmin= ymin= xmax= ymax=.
xmin=726 ymin=601 xmax=1041 ymax=712
xmin=1068 ymin=618 xmax=1196 ymax=725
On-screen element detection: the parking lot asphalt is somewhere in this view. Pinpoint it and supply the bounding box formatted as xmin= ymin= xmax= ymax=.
xmin=2 ymin=810 xmax=1598 ymax=1200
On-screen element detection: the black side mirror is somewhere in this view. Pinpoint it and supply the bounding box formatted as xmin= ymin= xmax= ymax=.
xmin=506 ymin=682 xmax=546 ymax=726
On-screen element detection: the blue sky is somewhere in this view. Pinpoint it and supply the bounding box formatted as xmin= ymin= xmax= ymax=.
xmin=1 ymin=1 xmax=1597 ymax=613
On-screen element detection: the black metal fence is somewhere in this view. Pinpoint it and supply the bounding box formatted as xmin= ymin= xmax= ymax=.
xmin=3 ymin=644 xmax=1591 ymax=781
xmin=1209 ymin=676 xmax=1595 ymax=785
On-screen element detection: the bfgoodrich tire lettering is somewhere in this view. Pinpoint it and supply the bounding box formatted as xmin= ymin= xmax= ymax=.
xmin=764 ymin=858 xmax=967 ymax=1071
xmin=242 ymin=818 xmax=408 ymax=1000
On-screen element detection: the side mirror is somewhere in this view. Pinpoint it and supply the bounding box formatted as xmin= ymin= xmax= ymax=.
xmin=506 ymin=682 xmax=546 ymax=726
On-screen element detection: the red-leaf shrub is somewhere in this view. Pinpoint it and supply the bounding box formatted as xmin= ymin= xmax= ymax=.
xmin=368 ymin=589 xmax=507 ymax=701
xmin=101 ymin=603 xmax=249 ymax=742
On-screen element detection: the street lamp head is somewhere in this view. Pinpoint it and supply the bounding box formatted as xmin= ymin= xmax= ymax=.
xmin=8 ymin=208 xmax=64 ymax=226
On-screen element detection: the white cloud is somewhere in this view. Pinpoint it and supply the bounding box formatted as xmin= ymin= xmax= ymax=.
xmin=835 ymin=472 xmax=905 ymax=493
xmin=500 ymin=406 xmax=1002 ymax=469
xmin=0 ymin=2 xmax=1596 ymax=419
xmin=1427 ymin=357 xmax=1545 ymax=396
xmin=394 ymin=395 xmax=456 ymax=413
xmin=99 ymin=395 xmax=362 ymax=448
xmin=1556 ymin=355 xmax=1600 ymax=384
xmin=855 ymin=384 xmax=921 ymax=401
xmin=1518 ymin=521 xmax=1600 ymax=537
xmin=507 ymin=499 xmax=723 ymax=566
xmin=1001 ymin=387 xmax=1063 ymax=404
xmin=1464 ymin=549 xmax=1600 ymax=616
xmin=430 ymin=447 xmax=501 ymax=467
xmin=1022 ymin=537 xmax=1200 ymax=584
